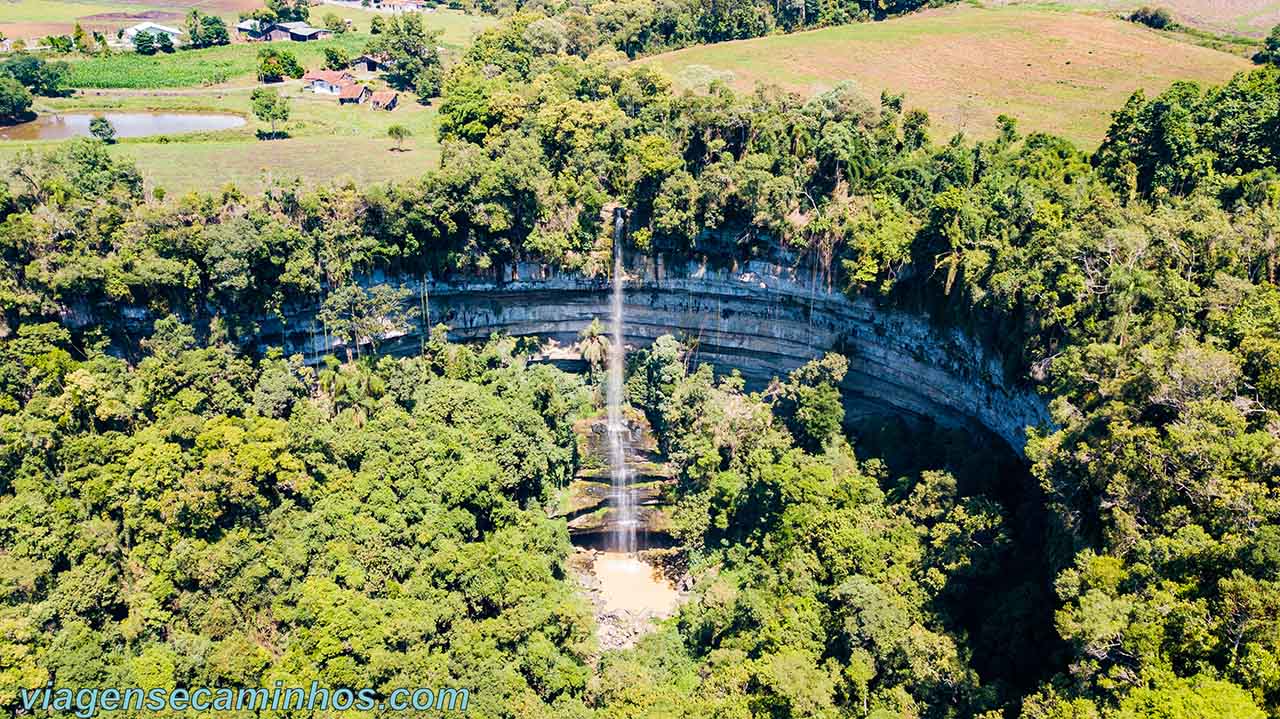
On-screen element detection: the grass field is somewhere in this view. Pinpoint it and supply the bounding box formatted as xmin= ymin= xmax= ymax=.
xmin=316 ymin=5 xmax=496 ymax=49
xmin=0 ymin=85 xmax=442 ymax=194
xmin=993 ymin=0 xmax=1280 ymax=37
xmin=639 ymin=4 xmax=1253 ymax=147
xmin=108 ymin=135 xmax=441 ymax=195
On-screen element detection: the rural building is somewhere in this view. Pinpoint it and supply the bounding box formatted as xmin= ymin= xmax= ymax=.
xmin=369 ymin=91 xmax=399 ymax=111
xmin=303 ymin=69 xmax=356 ymax=95
xmin=351 ymin=54 xmax=394 ymax=73
xmin=266 ymin=22 xmax=331 ymax=41
xmin=235 ymin=19 xmax=266 ymax=40
xmin=123 ymin=22 xmax=183 ymax=45
xmin=339 ymin=84 xmax=372 ymax=105
xmin=369 ymin=0 xmax=438 ymax=11
xmin=237 ymin=20 xmax=331 ymax=42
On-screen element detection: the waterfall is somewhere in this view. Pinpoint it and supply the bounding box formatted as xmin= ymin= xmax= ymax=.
xmin=608 ymin=208 xmax=636 ymax=555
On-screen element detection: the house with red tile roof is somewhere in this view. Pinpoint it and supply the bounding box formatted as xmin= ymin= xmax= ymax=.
xmin=302 ymin=69 xmax=356 ymax=95
xmin=369 ymin=91 xmax=399 ymax=111
xmin=339 ymin=84 xmax=372 ymax=105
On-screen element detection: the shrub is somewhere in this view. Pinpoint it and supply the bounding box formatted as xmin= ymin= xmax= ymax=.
xmin=44 ymin=35 xmax=73 ymax=53
xmin=1129 ymin=6 xmax=1174 ymax=29
xmin=133 ymin=31 xmax=157 ymax=55
xmin=323 ymin=46 xmax=350 ymax=70
xmin=89 ymin=116 xmax=116 ymax=143
xmin=1256 ymin=24 xmax=1280 ymax=65
xmin=323 ymin=13 xmax=348 ymax=34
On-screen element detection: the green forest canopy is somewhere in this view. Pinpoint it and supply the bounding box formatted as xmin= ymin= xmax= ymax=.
xmin=1 ymin=10 xmax=1280 ymax=719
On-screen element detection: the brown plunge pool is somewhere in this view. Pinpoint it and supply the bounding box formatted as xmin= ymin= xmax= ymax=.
xmin=0 ymin=112 xmax=246 ymax=140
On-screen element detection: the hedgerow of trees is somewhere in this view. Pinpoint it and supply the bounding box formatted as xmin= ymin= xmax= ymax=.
xmin=458 ymin=0 xmax=955 ymax=57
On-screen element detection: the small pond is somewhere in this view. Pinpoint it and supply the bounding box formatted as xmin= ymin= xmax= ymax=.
xmin=0 ymin=112 xmax=246 ymax=141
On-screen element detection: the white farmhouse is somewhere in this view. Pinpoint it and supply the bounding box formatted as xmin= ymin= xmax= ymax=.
xmin=123 ymin=22 xmax=183 ymax=46
xmin=302 ymin=69 xmax=356 ymax=95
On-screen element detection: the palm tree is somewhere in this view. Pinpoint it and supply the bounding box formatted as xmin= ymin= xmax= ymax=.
xmin=578 ymin=318 xmax=610 ymax=379
xmin=387 ymin=124 xmax=411 ymax=151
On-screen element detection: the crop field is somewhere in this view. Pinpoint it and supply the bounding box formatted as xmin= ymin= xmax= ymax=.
xmin=0 ymin=85 xmax=442 ymax=193
xmin=640 ymin=4 xmax=1253 ymax=147
xmin=63 ymin=34 xmax=372 ymax=88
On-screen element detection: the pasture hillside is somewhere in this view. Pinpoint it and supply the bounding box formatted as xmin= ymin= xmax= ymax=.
xmin=0 ymin=1 xmax=492 ymax=51
xmin=639 ymin=4 xmax=1253 ymax=147
xmin=990 ymin=0 xmax=1280 ymax=38
xmin=0 ymin=0 xmax=258 ymax=42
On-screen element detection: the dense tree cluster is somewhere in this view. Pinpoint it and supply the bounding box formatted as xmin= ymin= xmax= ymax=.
xmin=0 ymin=328 xmax=595 ymax=717
xmin=184 ymin=10 xmax=231 ymax=49
xmin=363 ymin=14 xmax=444 ymax=98
xmin=0 ymin=54 xmax=70 ymax=98
xmin=0 ymin=77 xmax=31 ymax=123
xmin=1128 ymin=6 xmax=1174 ymax=30
xmin=1095 ymin=70 xmax=1280 ymax=198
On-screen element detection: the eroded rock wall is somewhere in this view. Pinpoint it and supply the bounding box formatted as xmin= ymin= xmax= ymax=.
xmin=258 ymin=251 xmax=1051 ymax=454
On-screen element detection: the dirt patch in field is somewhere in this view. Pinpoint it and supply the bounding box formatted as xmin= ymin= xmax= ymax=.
xmin=642 ymin=5 xmax=1253 ymax=147
xmin=192 ymin=0 xmax=266 ymax=14
xmin=0 ymin=22 xmax=75 ymax=39
xmin=81 ymin=10 xmax=179 ymax=21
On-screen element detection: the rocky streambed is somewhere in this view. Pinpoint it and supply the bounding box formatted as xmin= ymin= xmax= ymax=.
xmin=559 ymin=412 xmax=688 ymax=650
xmin=561 ymin=413 xmax=677 ymax=548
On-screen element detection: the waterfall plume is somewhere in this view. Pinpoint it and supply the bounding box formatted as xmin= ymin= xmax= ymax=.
xmin=607 ymin=208 xmax=636 ymax=555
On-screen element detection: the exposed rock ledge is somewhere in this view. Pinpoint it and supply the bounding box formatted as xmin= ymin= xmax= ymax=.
xmin=253 ymin=251 xmax=1051 ymax=455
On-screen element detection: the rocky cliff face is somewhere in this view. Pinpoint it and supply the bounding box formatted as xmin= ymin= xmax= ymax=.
xmin=255 ymin=249 xmax=1051 ymax=455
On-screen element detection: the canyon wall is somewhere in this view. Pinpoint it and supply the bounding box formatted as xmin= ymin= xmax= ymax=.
xmin=257 ymin=250 xmax=1052 ymax=454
